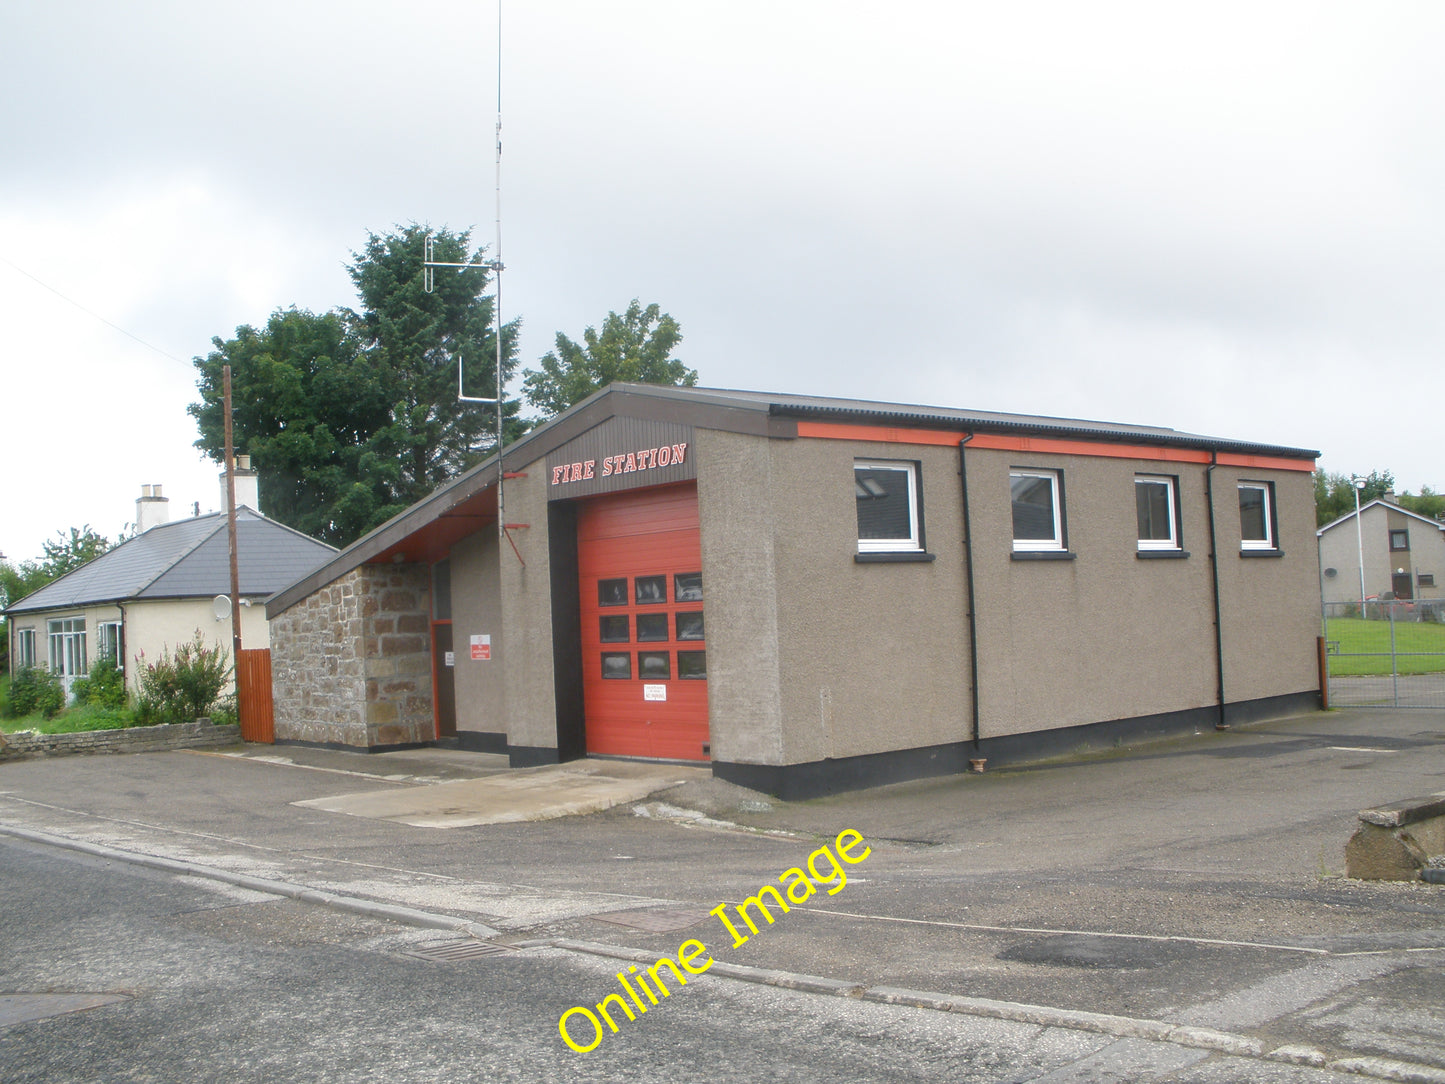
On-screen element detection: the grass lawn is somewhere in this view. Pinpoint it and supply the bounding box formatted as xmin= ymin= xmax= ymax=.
xmin=1324 ymin=616 xmax=1445 ymax=676
xmin=1 ymin=675 xmax=137 ymax=735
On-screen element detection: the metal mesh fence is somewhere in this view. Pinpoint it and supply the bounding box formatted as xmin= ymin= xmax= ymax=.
xmin=1322 ymin=599 xmax=1445 ymax=708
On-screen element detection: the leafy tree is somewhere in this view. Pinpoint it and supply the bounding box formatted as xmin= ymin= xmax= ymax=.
xmin=347 ymin=225 xmax=524 ymax=509
xmin=3 ymin=529 xmax=105 ymax=672
xmin=1314 ymin=470 xmax=1394 ymax=527
xmin=1399 ymin=485 xmax=1445 ymax=522
xmin=2 ymin=527 xmax=111 ymax=672
xmin=39 ymin=525 xmax=111 ymax=579
xmin=190 ymin=226 xmax=522 ymax=547
xmin=522 ymin=300 xmax=694 ymax=419
xmin=190 ymin=308 xmax=391 ymax=546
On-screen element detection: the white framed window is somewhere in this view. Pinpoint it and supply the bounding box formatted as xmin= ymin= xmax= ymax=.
xmin=855 ymin=460 xmax=922 ymax=553
xmin=1135 ymin=475 xmax=1179 ymax=550
xmin=98 ymin=621 xmax=123 ymax=668
xmin=1011 ymin=469 xmax=1064 ymax=551
xmin=47 ymin=617 xmax=87 ymax=680
xmin=14 ymin=628 xmax=37 ymax=670
xmin=1238 ymin=482 xmax=1276 ymax=551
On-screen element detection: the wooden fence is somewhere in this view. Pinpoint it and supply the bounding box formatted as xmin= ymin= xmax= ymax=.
xmin=236 ymin=648 xmax=275 ymax=743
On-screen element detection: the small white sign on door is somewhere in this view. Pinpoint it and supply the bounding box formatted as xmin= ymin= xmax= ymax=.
xmin=444 ymin=651 xmax=455 ymax=667
xmin=643 ymin=684 xmax=667 ymax=702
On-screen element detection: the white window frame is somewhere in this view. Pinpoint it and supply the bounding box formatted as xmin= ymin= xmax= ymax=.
xmin=855 ymin=460 xmax=922 ymax=553
xmin=47 ymin=617 xmax=87 ymax=680
xmin=14 ymin=628 xmax=37 ymax=670
xmin=1135 ymin=475 xmax=1179 ymax=551
xmin=97 ymin=621 xmax=123 ymax=668
xmin=1238 ymin=482 xmax=1275 ymax=551
xmin=1011 ymin=469 xmax=1065 ymax=552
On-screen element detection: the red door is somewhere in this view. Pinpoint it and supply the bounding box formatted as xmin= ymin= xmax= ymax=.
xmin=577 ymin=483 xmax=709 ymax=761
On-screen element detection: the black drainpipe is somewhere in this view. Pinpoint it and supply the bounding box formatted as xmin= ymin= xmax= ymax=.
xmin=959 ymin=435 xmax=982 ymax=751
xmin=1204 ymin=455 xmax=1228 ymax=730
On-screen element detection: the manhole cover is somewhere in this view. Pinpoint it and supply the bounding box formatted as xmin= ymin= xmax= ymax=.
xmin=592 ymin=909 xmax=712 ymax=934
xmin=997 ymin=934 xmax=1180 ymax=970
xmin=404 ymin=940 xmax=515 ymax=962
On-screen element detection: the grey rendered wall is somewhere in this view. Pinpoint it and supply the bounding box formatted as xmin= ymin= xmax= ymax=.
xmin=966 ymin=449 xmax=1221 ymax=739
xmin=449 ymin=528 xmax=505 ymax=736
xmin=1319 ymin=507 xmax=1397 ymax=605
xmin=497 ymin=454 xmax=559 ymax=751
xmin=772 ymin=438 xmax=972 ymax=763
xmin=694 ymin=430 xmax=787 ymax=765
xmin=695 ymin=430 xmax=972 ymax=767
xmin=1213 ymin=466 xmax=1321 ymax=704
xmin=1318 ymin=519 xmax=1367 ymax=606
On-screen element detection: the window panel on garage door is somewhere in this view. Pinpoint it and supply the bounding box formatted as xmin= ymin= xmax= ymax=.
xmin=577 ymin=484 xmax=709 ymax=761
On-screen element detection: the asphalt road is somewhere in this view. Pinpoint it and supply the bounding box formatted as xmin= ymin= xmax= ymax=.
xmin=2 ymin=707 xmax=1444 ymax=1082
xmin=0 ymin=836 xmax=1304 ymax=1084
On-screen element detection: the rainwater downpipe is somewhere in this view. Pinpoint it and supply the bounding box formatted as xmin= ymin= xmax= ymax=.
xmin=1204 ymin=455 xmax=1228 ymax=730
xmin=959 ymin=435 xmax=982 ymax=752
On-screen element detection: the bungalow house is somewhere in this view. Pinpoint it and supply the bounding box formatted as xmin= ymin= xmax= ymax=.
xmin=1318 ymin=497 xmax=1445 ymax=605
xmin=5 ymin=469 xmax=336 ymax=695
xmin=265 ymin=384 xmax=1322 ymax=799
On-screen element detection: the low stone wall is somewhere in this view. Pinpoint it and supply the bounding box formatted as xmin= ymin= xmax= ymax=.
xmin=0 ymin=720 xmax=242 ymax=761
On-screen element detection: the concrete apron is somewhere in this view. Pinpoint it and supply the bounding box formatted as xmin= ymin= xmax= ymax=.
xmin=291 ymin=758 xmax=709 ymax=828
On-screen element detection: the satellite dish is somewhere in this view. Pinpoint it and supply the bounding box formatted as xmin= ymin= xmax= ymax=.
xmin=212 ymin=594 xmax=233 ymax=621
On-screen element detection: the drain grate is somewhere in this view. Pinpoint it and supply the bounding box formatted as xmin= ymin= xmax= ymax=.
xmin=404 ymin=939 xmax=515 ymax=962
xmin=592 ymin=908 xmax=712 ymax=934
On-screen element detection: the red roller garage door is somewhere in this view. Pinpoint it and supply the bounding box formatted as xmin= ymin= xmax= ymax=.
xmin=577 ymin=483 xmax=709 ymax=761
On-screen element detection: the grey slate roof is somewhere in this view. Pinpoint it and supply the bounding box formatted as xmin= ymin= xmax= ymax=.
xmin=4 ymin=509 xmax=337 ymax=615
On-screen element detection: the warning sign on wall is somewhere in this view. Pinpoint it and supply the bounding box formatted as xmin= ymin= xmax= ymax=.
xmin=470 ymin=634 xmax=491 ymax=661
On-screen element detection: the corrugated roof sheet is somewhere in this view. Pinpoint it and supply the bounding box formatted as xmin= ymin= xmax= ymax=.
xmin=5 ymin=509 xmax=336 ymax=615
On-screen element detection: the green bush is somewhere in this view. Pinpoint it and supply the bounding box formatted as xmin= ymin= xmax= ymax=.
xmin=135 ymin=632 xmax=233 ymax=726
xmin=70 ymin=655 xmax=129 ymax=710
xmin=6 ymin=666 xmax=65 ymax=720
xmin=208 ymin=696 xmax=238 ymax=728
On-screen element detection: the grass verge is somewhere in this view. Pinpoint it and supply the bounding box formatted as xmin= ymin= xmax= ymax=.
xmin=1325 ymin=616 xmax=1445 ymax=676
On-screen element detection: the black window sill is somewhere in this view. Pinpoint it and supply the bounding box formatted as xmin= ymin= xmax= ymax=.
xmin=1240 ymin=548 xmax=1284 ymax=558
xmin=855 ymin=551 xmax=937 ymax=563
xmin=1010 ymin=550 xmax=1076 ymax=561
xmin=1137 ymin=550 xmax=1190 ymax=560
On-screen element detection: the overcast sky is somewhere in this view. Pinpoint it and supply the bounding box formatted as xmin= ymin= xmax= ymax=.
xmin=3 ymin=1 xmax=1442 ymax=562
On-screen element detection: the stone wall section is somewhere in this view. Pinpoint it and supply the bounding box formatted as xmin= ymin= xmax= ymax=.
xmin=270 ymin=564 xmax=434 ymax=747
xmin=0 ymin=721 xmax=241 ymax=761
xmin=361 ymin=563 xmax=434 ymax=745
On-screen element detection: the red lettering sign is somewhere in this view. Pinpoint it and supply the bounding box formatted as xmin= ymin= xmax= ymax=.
xmin=549 ymin=444 xmax=689 ymax=486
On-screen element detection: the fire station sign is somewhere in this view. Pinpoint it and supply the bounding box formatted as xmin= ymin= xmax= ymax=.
xmin=546 ymin=418 xmax=696 ymax=501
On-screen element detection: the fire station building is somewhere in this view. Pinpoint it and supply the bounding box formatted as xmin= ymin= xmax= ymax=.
xmin=265 ymin=384 xmax=1322 ymax=798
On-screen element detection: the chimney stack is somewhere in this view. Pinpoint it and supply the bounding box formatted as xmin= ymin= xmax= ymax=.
xmin=221 ymin=454 xmax=260 ymax=513
xmin=136 ymin=484 xmax=169 ymax=532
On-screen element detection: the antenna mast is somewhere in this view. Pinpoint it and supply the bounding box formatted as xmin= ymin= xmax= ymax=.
xmin=424 ymin=0 xmax=515 ymax=561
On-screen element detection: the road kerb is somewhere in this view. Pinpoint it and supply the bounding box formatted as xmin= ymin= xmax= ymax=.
xmin=0 ymin=821 xmax=501 ymax=940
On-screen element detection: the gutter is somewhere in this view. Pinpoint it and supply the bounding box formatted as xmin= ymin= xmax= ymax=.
xmin=959 ymin=435 xmax=982 ymax=752
xmin=1204 ymin=455 xmax=1228 ymax=730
